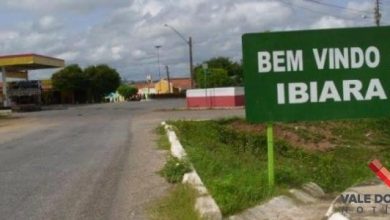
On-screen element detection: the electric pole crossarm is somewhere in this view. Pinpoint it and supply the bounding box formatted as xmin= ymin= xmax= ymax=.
xmin=164 ymin=24 xmax=189 ymax=44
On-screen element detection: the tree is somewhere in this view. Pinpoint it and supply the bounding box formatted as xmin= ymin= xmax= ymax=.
xmin=52 ymin=64 xmax=89 ymax=103
xmin=195 ymin=68 xmax=232 ymax=88
xmin=84 ymin=64 xmax=121 ymax=102
xmin=194 ymin=57 xmax=243 ymax=86
xmin=51 ymin=64 xmax=121 ymax=103
xmin=52 ymin=64 xmax=87 ymax=91
xmin=117 ymin=84 xmax=138 ymax=100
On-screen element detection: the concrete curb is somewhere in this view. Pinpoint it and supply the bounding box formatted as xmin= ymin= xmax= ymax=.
xmin=161 ymin=121 xmax=223 ymax=220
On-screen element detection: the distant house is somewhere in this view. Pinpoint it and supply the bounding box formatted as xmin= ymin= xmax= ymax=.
xmin=154 ymin=77 xmax=192 ymax=94
xmin=169 ymin=77 xmax=192 ymax=92
xmin=105 ymin=91 xmax=125 ymax=103
xmin=131 ymin=81 xmax=156 ymax=96
xmin=154 ymin=79 xmax=170 ymax=94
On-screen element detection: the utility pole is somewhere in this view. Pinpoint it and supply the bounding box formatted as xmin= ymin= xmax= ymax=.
xmin=164 ymin=24 xmax=195 ymax=89
xmin=165 ymin=65 xmax=171 ymax=93
xmin=189 ymin=37 xmax=194 ymax=89
xmin=155 ymin=45 xmax=162 ymax=93
xmin=375 ymin=0 xmax=381 ymax=26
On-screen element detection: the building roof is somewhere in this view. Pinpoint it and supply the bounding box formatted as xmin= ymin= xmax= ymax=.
xmin=131 ymin=81 xmax=154 ymax=89
xmin=0 ymin=54 xmax=64 ymax=72
xmin=129 ymin=77 xmax=191 ymax=91
xmin=169 ymin=77 xmax=192 ymax=90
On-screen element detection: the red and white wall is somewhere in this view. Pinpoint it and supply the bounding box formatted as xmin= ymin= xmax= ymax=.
xmin=186 ymin=87 xmax=244 ymax=108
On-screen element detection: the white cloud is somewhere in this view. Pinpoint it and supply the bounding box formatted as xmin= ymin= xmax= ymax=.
xmin=57 ymin=51 xmax=80 ymax=61
xmin=0 ymin=31 xmax=19 ymax=41
xmin=346 ymin=0 xmax=373 ymax=15
xmin=311 ymin=16 xmax=351 ymax=29
xmin=4 ymin=0 xmax=125 ymax=13
xmin=38 ymin=16 xmax=62 ymax=31
xmin=0 ymin=0 xmax=385 ymax=80
xmin=111 ymin=45 xmax=124 ymax=60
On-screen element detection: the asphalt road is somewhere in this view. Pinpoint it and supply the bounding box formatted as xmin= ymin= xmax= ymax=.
xmin=0 ymin=99 xmax=244 ymax=220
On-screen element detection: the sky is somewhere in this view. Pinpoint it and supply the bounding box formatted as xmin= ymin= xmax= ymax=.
xmin=0 ymin=0 xmax=389 ymax=81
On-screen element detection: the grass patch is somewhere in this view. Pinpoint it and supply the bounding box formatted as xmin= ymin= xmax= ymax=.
xmin=149 ymin=184 xmax=201 ymax=220
xmin=156 ymin=124 xmax=192 ymax=183
xmin=155 ymin=125 xmax=170 ymax=150
xmin=171 ymin=118 xmax=390 ymax=216
xmin=159 ymin=156 xmax=192 ymax=183
xmin=0 ymin=115 xmax=12 ymax=119
xmin=153 ymin=125 xmax=199 ymax=219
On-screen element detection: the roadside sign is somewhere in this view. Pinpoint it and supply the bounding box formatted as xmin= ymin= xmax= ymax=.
xmin=242 ymin=26 xmax=390 ymax=123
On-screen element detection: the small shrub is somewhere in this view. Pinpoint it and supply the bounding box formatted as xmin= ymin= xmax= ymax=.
xmin=160 ymin=157 xmax=192 ymax=183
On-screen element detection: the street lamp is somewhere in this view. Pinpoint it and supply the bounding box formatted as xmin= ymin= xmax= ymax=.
xmin=155 ymin=45 xmax=162 ymax=93
xmin=164 ymin=24 xmax=194 ymax=89
xmin=146 ymin=74 xmax=152 ymax=99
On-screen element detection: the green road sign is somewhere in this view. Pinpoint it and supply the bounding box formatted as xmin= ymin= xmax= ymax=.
xmin=242 ymin=26 xmax=390 ymax=123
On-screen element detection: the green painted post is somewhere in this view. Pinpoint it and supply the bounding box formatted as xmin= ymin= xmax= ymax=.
xmin=267 ymin=123 xmax=275 ymax=192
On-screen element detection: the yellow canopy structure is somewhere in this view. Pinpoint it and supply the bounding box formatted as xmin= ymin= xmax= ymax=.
xmin=0 ymin=53 xmax=65 ymax=107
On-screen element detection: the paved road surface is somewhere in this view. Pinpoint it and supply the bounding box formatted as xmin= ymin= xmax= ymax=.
xmin=0 ymin=100 xmax=244 ymax=220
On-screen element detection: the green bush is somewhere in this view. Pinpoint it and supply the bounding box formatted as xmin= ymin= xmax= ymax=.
xmin=117 ymin=84 xmax=138 ymax=100
xmin=160 ymin=157 xmax=192 ymax=183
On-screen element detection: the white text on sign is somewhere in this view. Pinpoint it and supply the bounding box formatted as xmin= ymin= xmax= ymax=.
xmin=257 ymin=46 xmax=386 ymax=105
xmin=258 ymin=46 xmax=380 ymax=73
xmin=276 ymin=79 xmax=387 ymax=104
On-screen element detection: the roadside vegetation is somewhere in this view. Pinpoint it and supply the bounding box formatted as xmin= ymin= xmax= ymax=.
xmin=150 ymin=125 xmax=200 ymax=220
xmin=159 ymin=156 xmax=192 ymax=183
xmin=171 ymin=118 xmax=390 ymax=216
xmin=0 ymin=115 xmax=18 ymax=122
xmin=194 ymin=57 xmax=243 ymax=87
xmin=117 ymin=84 xmax=138 ymax=100
xmin=51 ymin=64 xmax=121 ymax=103
xmin=149 ymin=184 xmax=200 ymax=220
xmin=155 ymin=125 xmax=171 ymax=150
xmin=0 ymin=115 xmax=10 ymax=119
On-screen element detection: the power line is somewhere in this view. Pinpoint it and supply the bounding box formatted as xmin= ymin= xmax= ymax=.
xmin=279 ymin=0 xmax=371 ymax=21
xmin=304 ymin=0 xmax=370 ymax=13
xmin=280 ymin=0 xmax=338 ymax=16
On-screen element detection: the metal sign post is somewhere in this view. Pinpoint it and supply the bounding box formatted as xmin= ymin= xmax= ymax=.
xmin=267 ymin=123 xmax=275 ymax=192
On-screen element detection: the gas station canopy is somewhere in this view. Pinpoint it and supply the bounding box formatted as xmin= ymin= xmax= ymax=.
xmin=0 ymin=53 xmax=64 ymax=71
xmin=0 ymin=53 xmax=65 ymax=108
